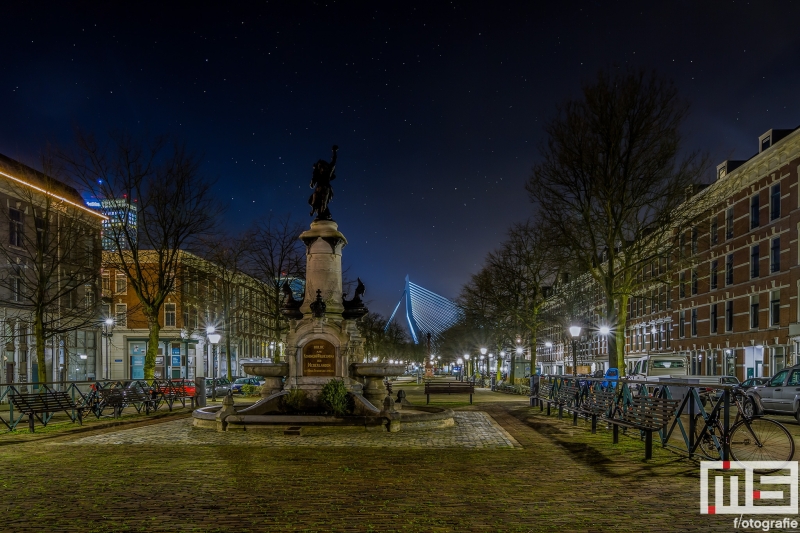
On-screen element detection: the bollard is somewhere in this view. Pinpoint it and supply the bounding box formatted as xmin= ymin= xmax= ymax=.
xmin=195 ymin=377 xmax=206 ymax=408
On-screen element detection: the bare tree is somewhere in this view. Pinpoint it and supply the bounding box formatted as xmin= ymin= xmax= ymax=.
xmin=194 ymin=232 xmax=252 ymax=380
xmin=482 ymin=220 xmax=564 ymax=382
xmin=527 ymin=67 xmax=707 ymax=372
xmin=62 ymin=132 xmax=220 ymax=380
xmin=248 ymin=214 xmax=305 ymax=357
xmin=357 ymin=312 xmax=410 ymax=362
xmin=0 ymin=154 xmax=103 ymax=384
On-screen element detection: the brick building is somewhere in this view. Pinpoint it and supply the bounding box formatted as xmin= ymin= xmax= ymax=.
xmin=538 ymin=125 xmax=800 ymax=381
xmin=101 ymin=250 xmax=275 ymax=380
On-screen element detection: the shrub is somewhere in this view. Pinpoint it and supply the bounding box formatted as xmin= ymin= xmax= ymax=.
xmin=241 ymin=384 xmax=260 ymax=397
xmin=319 ymin=378 xmax=351 ymax=416
xmin=280 ymin=388 xmax=307 ymax=413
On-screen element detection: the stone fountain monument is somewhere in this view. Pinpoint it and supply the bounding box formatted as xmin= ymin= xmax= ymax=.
xmin=241 ymin=146 xmax=402 ymax=407
xmin=193 ymin=145 xmax=453 ymax=432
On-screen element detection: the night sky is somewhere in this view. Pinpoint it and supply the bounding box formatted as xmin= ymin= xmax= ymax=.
xmin=3 ymin=1 xmax=800 ymax=317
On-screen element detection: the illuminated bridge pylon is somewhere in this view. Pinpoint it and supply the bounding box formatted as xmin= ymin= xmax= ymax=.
xmin=385 ymin=275 xmax=463 ymax=344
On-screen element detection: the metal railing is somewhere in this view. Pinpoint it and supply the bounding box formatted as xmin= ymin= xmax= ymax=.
xmin=0 ymin=378 xmax=197 ymax=432
xmin=530 ymin=374 xmax=744 ymax=461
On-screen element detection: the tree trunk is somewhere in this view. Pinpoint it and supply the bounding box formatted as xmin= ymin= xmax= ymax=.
xmin=530 ymin=339 xmax=537 ymax=375
xmin=606 ymin=294 xmax=617 ymax=371
xmin=34 ymin=313 xmax=47 ymax=386
xmin=616 ymin=293 xmax=630 ymax=376
xmin=509 ymin=354 xmax=516 ymax=384
xmin=145 ymin=314 xmax=160 ymax=380
xmin=225 ymin=335 xmax=233 ymax=380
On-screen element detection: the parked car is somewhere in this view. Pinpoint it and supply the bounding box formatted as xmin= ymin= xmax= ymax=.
xmin=204 ymin=377 xmax=231 ymax=397
xmin=231 ymin=377 xmax=260 ymax=394
xmin=744 ymin=364 xmax=800 ymax=421
xmin=740 ymin=377 xmax=769 ymax=390
xmin=157 ymin=379 xmax=196 ymax=397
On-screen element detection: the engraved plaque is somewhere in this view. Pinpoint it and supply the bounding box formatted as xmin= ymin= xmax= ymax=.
xmin=302 ymin=340 xmax=336 ymax=376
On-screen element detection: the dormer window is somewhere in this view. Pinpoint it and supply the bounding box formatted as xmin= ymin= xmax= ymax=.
xmin=761 ymin=135 xmax=771 ymax=152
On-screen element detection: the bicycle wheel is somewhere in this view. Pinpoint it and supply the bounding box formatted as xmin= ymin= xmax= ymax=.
xmin=729 ymin=418 xmax=795 ymax=467
xmin=693 ymin=414 xmax=721 ymax=459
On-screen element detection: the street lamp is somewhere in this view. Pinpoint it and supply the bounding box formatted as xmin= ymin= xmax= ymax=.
xmin=207 ymin=326 xmax=221 ymax=401
xmin=569 ymin=325 xmax=582 ymax=376
xmin=457 ymin=357 xmax=463 ymax=381
xmin=464 ymin=354 xmax=471 ymax=381
xmin=102 ymin=318 xmax=115 ymax=380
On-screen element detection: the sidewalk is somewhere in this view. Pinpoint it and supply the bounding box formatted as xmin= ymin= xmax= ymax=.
xmin=0 ymin=388 xmax=752 ymax=532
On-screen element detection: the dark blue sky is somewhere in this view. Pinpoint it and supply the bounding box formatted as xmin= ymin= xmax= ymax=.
xmin=3 ymin=1 xmax=800 ymax=316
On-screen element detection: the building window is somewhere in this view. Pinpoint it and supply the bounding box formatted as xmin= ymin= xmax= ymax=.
xmin=691 ymin=268 xmax=698 ymax=295
xmin=691 ymin=308 xmax=698 ymax=336
xmin=9 ymin=208 xmax=23 ymax=247
xmin=726 ymin=301 xmax=733 ymax=332
xmin=771 ymin=237 xmax=780 ymax=273
xmin=35 ymin=215 xmax=47 ymax=249
xmin=679 ymin=311 xmax=686 ymax=338
xmin=679 ymin=233 xmax=687 ymax=258
xmin=691 ymin=227 xmax=698 ymax=255
xmin=710 ymin=260 xmax=718 ymax=290
xmin=770 ymin=290 xmax=780 ymax=326
xmin=750 ymin=294 xmax=759 ymax=329
xmin=102 ymin=273 xmax=110 ymax=295
xmin=710 ymin=303 xmax=718 ymax=334
xmin=84 ymin=284 xmax=94 ymax=309
xmin=11 ymin=264 xmax=22 ymax=302
xmin=710 ymin=216 xmax=718 ymax=245
xmin=770 ymin=183 xmax=780 ymax=221
xmin=165 ymin=303 xmax=176 ymax=327
xmin=726 ymin=207 xmax=734 ymax=240
xmin=726 ymin=254 xmax=734 ymax=285
xmin=750 ymin=194 xmax=760 ymax=229
xmin=679 ymin=272 xmax=686 ymax=298
xmin=750 ymin=244 xmax=760 ymax=279
xmin=115 ymin=273 xmax=127 ymax=294
xmin=115 ymin=303 xmax=128 ymax=328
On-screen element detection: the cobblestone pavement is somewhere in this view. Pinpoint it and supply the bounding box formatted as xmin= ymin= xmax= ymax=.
xmin=0 ymin=398 xmax=792 ymax=532
xmin=54 ymin=411 xmax=519 ymax=449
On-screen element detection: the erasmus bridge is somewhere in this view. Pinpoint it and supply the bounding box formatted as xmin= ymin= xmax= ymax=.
xmin=385 ymin=276 xmax=463 ymax=344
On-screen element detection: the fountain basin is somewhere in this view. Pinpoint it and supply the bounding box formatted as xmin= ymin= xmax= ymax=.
xmin=242 ymin=362 xmax=289 ymax=397
xmin=351 ymin=363 xmax=406 ymax=408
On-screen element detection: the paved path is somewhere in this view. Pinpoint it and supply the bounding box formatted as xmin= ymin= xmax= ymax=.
xmin=0 ymin=393 xmax=794 ymax=532
xmin=55 ymin=412 xmax=520 ymax=449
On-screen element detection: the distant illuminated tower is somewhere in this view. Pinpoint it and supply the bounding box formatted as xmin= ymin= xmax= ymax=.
xmin=100 ymin=198 xmax=137 ymax=250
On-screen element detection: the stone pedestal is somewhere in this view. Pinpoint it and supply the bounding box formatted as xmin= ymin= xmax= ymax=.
xmin=283 ymin=220 xmax=367 ymax=400
xmin=299 ymin=220 xmax=346 ymax=316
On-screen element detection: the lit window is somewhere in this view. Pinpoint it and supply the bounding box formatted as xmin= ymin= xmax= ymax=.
xmin=770 ymin=290 xmax=780 ymax=326
xmin=771 ymin=183 xmax=781 ymax=220
xmin=750 ymin=295 xmax=759 ymax=329
xmin=750 ymin=245 xmax=760 ymax=279
xmin=115 ymin=304 xmax=127 ymax=327
xmin=115 ymin=274 xmax=127 ymax=294
xmin=165 ymin=303 xmax=176 ymax=327
xmin=750 ymin=195 xmax=760 ymax=229
xmin=771 ymin=237 xmax=780 ymax=273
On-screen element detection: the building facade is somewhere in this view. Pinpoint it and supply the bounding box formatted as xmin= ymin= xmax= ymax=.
xmin=0 ymin=154 xmax=104 ymax=384
xmin=101 ymin=250 xmax=276 ymax=381
xmin=540 ymin=126 xmax=800 ymax=381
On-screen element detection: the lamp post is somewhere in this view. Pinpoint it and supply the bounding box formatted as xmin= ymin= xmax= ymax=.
xmin=599 ymin=326 xmax=611 ymax=373
xmin=569 ymin=326 xmax=581 ymax=376
xmin=479 ymin=347 xmax=487 ymax=381
xmin=464 ymin=354 xmax=471 ymax=382
xmin=102 ymin=318 xmax=115 ymax=380
xmin=207 ymin=326 xmax=221 ymax=401
xmin=457 ymin=357 xmax=463 ymax=381
xmin=498 ymin=351 xmax=504 ymax=382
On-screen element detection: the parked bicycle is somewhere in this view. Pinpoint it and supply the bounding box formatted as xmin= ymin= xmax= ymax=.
xmin=692 ymin=386 xmax=794 ymax=471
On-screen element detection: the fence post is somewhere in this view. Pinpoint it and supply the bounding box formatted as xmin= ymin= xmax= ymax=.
xmin=722 ymin=388 xmax=730 ymax=461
